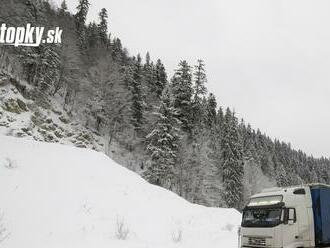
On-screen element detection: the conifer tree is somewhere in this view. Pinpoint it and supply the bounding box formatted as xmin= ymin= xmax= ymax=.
xmin=275 ymin=162 xmax=289 ymax=187
xmin=98 ymin=8 xmax=108 ymax=46
xmin=180 ymin=142 xmax=204 ymax=202
xmin=143 ymin=52 xmax=155 ymax=94
xmin=143 ymin=52 xmax=160 ymax=114
xmin=191 ymin=59 xmax=207 ymax=125
xmin=144 ymin=88 xmax=181 ymax=188
xmin=75 ymin=0 xmax=90 ymax=49
xmin=86 ymin=22 xmax=100 ymax=49
xmin=60 ymin=0 xmax=68 ymax=14
xmin=129 ymin=55 xmax=144 ymax=131
xmin=241 ymin=123 xmax=258 ymax=162
xmin=75 ymin=0 xmax=89 ymax=27
xmin=154 ymin=59 xmax=167 ymax=97
xmin=205 ymin=93 xmax=217 ymax=127
xmin=171 ymin=60 xmax=193 ymax=132
xmin=221 ymin=108 xmax=244 ymax=209
xmin=216 ymin=107 xmax=224 ymax=126
xmin=193 ymin=59 xmax=207 ymax=103
xmin=32 ymin=45 xmax=61 ymax=95
xmin=208 ymin=106 xmax=224 ymax=166
xmin=145 ymin=52 xmax=151 ymax=67
xmin=111 ymin=38 xmax=125 ymax=63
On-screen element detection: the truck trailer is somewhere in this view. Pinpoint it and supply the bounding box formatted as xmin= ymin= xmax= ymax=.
xmin=240 ymin=184 xmax=330 ymax=248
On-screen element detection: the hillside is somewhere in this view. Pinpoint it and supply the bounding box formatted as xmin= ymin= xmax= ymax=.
xmin=0 ymin=135 xmax=241 ymax=248
xmin=1 ymin=0 xmax=330 ymax=211
xmin=0 ymin=72 xmax=105 ymax=151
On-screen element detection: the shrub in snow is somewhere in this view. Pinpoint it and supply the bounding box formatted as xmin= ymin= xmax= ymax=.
xmin=115 ymin=217 xmax=129 ymax=240
xmin=172 ymin=228 xmax=183 ymax=243
xmin=0 ymin=157 xmax=16 ymax=169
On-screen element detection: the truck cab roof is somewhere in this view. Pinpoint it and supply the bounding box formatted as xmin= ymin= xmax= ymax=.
xmin=251 ymin=183 xmax=330 ymax=199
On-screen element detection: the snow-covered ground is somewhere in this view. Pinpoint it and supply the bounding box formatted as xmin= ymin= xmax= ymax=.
xmin=0 ymin=136 xmax=241 ymax=248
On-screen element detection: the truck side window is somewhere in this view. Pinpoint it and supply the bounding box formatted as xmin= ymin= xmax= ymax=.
xmin=284 ymin=208 xmax=296 ymax=224
xmin=288 ymin=208 xmax=296 ymax=222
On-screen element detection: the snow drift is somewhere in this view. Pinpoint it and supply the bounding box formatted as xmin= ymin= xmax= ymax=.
xmin=0 ymin=135 xmax=241 ymax=248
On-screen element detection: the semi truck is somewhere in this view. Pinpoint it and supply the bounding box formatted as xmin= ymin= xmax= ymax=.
xmin=240 ymin=184 xmax=330 ymax=248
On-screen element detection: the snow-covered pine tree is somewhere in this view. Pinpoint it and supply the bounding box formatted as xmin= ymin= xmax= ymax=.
xmin=28 ymin=45 xmax=60 ymax=98
xmin=59 ymin=0 xmax=68 ymax=13
xmin=75 ymin=0 xmax=90 ymax=49
xmin=205 ymin=93 xmax=217 ymax=127
xmin=142 ymin=52 xmax=162 ymax=134
xmin=154 ymin=59 xmax=167 ymax=98
xmin=179 ymin=142 xmax=204 ymax=202
xmin=203 ymin=136 xmax=224 ymax=206
xmin=143 ymin=52 xmax=152 ymax=74
xmin=76 ymin=0 xmax=90 ymax=28
xmin=130 ymin=54 xmax=144 ymax=132
xmin=98 ymin=8 xmax=108 ymax=46
xmin=40 ymin=45 xmax=61 ymax=93
xmin=240 ymin=123 xmax=259 ymax=163
xmin=191 ymin=59 xmax=207 ymax=125
xmin=221 ymin=108 xmax=244 ymax=209
xmin=171 ymin=60 xmax=193 ymax=132
xmin=59 ymin=0 xmax=68 ymax=14
xmin=275 ymin=162 xmax=289 ymax=187
xmin=193 ymin=59 xmax=207 ymax=103
xmin=259 ymin=148 xmax=275 ymax=178
xmin=216 ymin=107 xmax=224 ymax=126
xmin=144 ymin=88 xmax=181 ymax=189
xmin=86 ymin=22 xmax=101 ymax=49
xmin=111 ymin=38 xmax=123 ymax=61
xmin=204 ymin=106 xmax=225 ymax=206
xmin=143 ymin=52 xmax=157 ymax=101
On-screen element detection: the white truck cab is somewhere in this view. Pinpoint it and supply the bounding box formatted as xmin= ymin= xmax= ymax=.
xmin=240 ymin=184 xmax=330 ymax=248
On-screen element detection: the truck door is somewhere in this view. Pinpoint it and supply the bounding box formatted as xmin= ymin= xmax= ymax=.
xmin=282 ymin=208 xmax=300 ymax=248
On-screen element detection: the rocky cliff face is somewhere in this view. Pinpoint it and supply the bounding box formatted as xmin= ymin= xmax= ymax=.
xmin=0 ymin=70 xmax=105 ymax=151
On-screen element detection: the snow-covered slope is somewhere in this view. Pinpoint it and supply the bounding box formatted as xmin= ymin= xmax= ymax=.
xmin=0 ymin=136 xmax=241 ymax=248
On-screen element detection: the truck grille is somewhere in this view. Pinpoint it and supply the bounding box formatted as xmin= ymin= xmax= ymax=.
xmin=247 ymin=236 xmax=266 ymax=247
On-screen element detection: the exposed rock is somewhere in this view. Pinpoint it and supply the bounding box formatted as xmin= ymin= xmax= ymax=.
xmin=59 ymin=116 xmax=70 ymax=124
xmin=3 ymin=98 xmax=27 ymax=114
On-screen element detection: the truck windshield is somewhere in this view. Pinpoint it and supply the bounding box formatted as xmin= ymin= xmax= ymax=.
xmin=242 ymin=208 xmax=282 ymax=227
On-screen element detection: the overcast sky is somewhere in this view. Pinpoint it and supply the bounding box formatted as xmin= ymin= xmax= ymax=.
xmin=56 ymin=0 xmax=330 ymax=158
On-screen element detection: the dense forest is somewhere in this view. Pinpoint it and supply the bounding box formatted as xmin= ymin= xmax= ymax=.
xmin=1 ymin=0 xmax=330 ymax=210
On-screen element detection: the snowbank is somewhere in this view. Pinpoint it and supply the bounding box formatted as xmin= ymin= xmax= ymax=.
xmin=0 ymin=135 xmax=241 ymax=248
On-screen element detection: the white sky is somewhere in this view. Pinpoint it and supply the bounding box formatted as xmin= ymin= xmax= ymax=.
xmin=56 ymin=0 xmax=330 ymax=158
